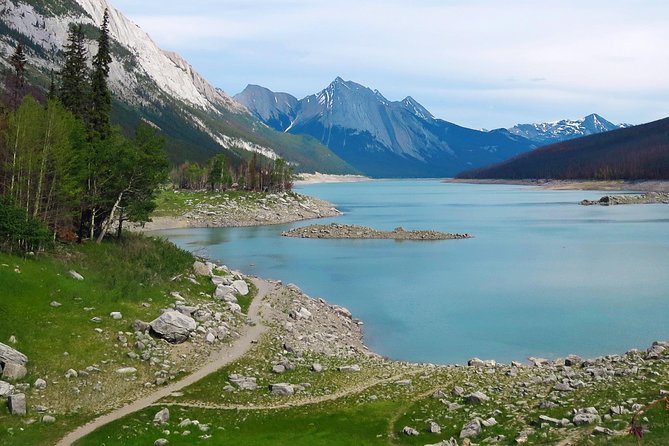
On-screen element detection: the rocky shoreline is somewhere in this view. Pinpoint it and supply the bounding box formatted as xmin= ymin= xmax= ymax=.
xmin=446 ymin=178 xmax=669 ymax=193
xmin=282 ymin=223 xmax=472 ymax=241
xmin=580 ymin=192 xmax=669 ymax=206
xmin=133 ymin=191 xmax=342 ymax=232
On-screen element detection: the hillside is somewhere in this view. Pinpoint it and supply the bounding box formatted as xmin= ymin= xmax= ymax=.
xmin=236 ymin=78 xmax=536 ymax=177
xmin=0 ymin=0 xmax=355 ymax=173
xmin=458 ymin=117 xmax=669 ymax=180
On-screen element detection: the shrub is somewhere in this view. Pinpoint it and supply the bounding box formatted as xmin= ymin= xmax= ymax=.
xmin=0 ymin=195 xmax=51 ymax=253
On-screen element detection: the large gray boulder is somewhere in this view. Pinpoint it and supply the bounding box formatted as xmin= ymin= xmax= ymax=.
xmin=2 ymin=363 xmax=27 ymax=380
xmin=150 ymin=311 xmax=197 ymax=343
xmin=214 ymin=285 xmax=236 ymax=299
xmin=229 ymin=374 xmax=258 ymax=390
xmin=459 ymin=418 xmax=482 ymax=438
xmin=8 ymin=393 xmax=26 ymax=415
xmin=153 ymin=407 xmax=170 ymax=424
xmin=0 ymin=342 xmax=28 ymax=366
xmin=269 ymin=383 xmax=294 ymax=396
xmin=232 ymin=280 xmax=249 ymax=296
xmin=193 ymin=261 xmax=213 ymax=277
xmin=465 ymin=391 xmax=490 ymax=404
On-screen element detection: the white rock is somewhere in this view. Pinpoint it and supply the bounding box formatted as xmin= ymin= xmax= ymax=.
xmin=232 ymin=280 xmax=249 ymax=296
xmin=116 ymin=367 xmax=138 ymax=374
xmin=0 ymin=380 xmax=15 ymax=397
xmin=68 ymin=270 xmax=84 ymax=281
xmin=110 ymin=312 xmax=123 ymax=320
xmin=154 ymin=408 xmax=170 ymax=424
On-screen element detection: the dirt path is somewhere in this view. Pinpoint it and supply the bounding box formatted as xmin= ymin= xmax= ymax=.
xmin=153 ymin=370 xmax=424 ymax=412
xmin=55 ymin=278 xmax=274 ymax=446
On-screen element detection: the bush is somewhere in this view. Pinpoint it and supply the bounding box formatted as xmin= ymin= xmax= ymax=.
xmin=0 ymin=195 xmax=51 ymax=253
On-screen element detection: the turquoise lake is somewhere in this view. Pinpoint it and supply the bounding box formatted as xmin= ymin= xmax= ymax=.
xmin=156 ymin=181 xmax=669 ymax=364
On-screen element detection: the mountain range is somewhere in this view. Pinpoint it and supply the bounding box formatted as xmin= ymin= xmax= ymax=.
xmin=235 ymin=80 xmax=537 ymax=177
xmin=508 ymin=114 xmax=630 ymax=145
xmin=458 ymin=117 xmax=669 ymax=180
xmin=0 ymin=0 xmax=355 ymax=173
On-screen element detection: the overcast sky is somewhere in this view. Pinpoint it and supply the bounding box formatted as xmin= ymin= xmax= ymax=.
xmin=112 ymin=0 xmax=669 ymax=130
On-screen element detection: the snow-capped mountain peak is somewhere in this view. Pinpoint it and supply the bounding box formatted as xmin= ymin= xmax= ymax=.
xmin=508 ymin=113 xmax=628 ymax=145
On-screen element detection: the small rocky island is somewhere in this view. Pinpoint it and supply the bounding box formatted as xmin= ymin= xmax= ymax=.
xmin=282 ymin=223 xmax=472 ymax=240
xmin=580 ymin=192 xmax=669 ymax=206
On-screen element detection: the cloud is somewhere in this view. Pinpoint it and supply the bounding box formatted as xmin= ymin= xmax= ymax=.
xmin=111 ymin=0 xmax=669 ymax=128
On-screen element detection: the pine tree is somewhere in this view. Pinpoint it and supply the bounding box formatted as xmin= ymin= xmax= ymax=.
xmin=89 ymin=9 xmax=112 ymax=140
xmin=47 ymin=70 xmax=57 ymax=100
xmin=59 ymin=24 xmax=89 ymax=121
xmin=9 ymin=41 xmax=27 ymax=108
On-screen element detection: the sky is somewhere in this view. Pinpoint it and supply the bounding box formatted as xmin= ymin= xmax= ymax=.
xmin=112 ymin=0 xmax=669 ymax=130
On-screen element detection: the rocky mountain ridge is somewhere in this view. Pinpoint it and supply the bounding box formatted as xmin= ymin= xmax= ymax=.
xmin=508 ymin=113 xmax=630 ymax=145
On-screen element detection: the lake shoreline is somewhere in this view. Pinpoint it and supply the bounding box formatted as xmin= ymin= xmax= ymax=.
xmin=444 ymin=178 xmax=669 ymax=192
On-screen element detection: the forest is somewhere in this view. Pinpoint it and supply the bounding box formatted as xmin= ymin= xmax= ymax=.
xmin=0 ymin=10 xmax=292 ymax=252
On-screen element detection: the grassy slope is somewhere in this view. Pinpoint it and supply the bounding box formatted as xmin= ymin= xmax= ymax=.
xmin=0 ymin=235 xmax=204 ymax=446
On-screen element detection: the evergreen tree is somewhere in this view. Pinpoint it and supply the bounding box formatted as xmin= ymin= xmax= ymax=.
xmin=59 ymin=24 xmax=89 ymax=121
xmin=47 ymin=70 xmax=57 ymax=100
xmin=9 ymin=41 xmax=27 ymax=108
xmin=89 ymin=9 xmax=112 ymax=140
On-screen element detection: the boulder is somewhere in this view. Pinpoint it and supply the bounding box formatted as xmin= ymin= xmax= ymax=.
xmin=272 ymin=364 xmax=286 ymax=374
xmin=427 ymin=421 xmax=441 ymax=433
xmin=0 ymin=342 xmax=28 ymax=366
xmin=311 ymin=363 xmax=324 ymax=373
xmin=42 ymin=415 xmax=56 ymax=423
xmin=150 ymin=311 xmax=197 ymax=343
xmin=34 ymin=378 xmax=47 ymax=390
xmin=553 ymin=382 xmax=574 ymax=392
xmin=68 ymin=270 xmax=84 ymax=280
xmin=232 ymin=280 xmax=249 ymax=296
xmin=116 ymin=367 xmax=137 ymax=374
xmin=459 ymin=418 xmax=482 ymax=438
xmin=154 ymin=407 xmax=170 ymax=424
xmin=402 ymin=426 xmax=419 ymax=436
xmin=468 ymin=358 xmax=496 ymax=367
xmin=65 ymin=369 xmax=78 ymax=378
xmin=214 ymin=285 xmax=236 ymax=299
xmin=338 ymin=365 xmax=361 ymax=373
xmin=8 ymin=393 xmax=26 ymax=415
xmin=154 ymin=439 xmax=169 ymax=446
xmin=481 ymin=417 xmax=497 ymax=427
xmin=573 ymin=413 xmax=600 ymax=425
xmin=0 ymin=380 xmax=15 ymax=397
xmin=425 ymin=439 xmax=459 ymax=446
xmin=465 ymin=391 xmax=490 ymax=404
xmin=269 ymin=383 xmax=294 ymax=396
xmin=193 ymin=261 xmax=212 ymax=277
xmin=110 ymin=312 xmax=123 ymax=320
xmin=132 ymin=320 xmax=151 ymax=332
xmin=592 ymin=426 xmax=617 ymax=436
xmin=565 ymin=354 xmax=583 ymax=366
xmin=227 ymin=302 xmax=242 ymax=313
xmin=2 ymin=363 xmax=27 ymax=380
xmin=229 ymin=374 xmax=258 ymax=390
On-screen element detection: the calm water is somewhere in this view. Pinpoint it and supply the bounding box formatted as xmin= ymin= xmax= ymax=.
xmin=156 ymin=181 xmax=669 ymax=364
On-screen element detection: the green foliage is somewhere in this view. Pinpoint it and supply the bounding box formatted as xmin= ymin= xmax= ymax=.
xmin=89 ymin=9 xmax=112 ymax=141
xmin=59 ymin=24 xmax=89 ymax=121
xmin=0 ymin=195 xmax=50 ymax=252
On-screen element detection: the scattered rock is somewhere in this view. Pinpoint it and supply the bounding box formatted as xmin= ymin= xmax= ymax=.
xmin=592 ymin=426 xmax=617 ymax=436
xmin=0 ymin=380 xmax=15 ymax=397
xmin=8 ymin=393 xmax=26 ymax=415
xmin=110 ymin=312 xmax=123 ymax=320
xmin=50 ymin=301 xmax=62 ymax=308
xmin=68 ymin=270 xmax=84 ymax=280
xmin=154 ymin=408 xmax=170 ymax=424
xmin=65 ymin=369 xmax=78 ymax=379
xmin=116 ymin=367 xmax=137 ymax=374
xmin=0 ymin=342 xmax=28 ymax=366
xmin=42 ymin=415 xmax=56 ymax=424
xmin=311 ymin=363 xmax=323 ymax=373
xmin=573 ymin=413 xmax=600 ymax=426
xmin=428 ymin=421 xmax=441 ymax=433
xmin=460 ymin=418 xmax=482 ymax=438
xmin=132 ymin=320 xmax=151 ymax=332
xmin=150 ymin=311 xmax=197 ymax=344
xmin=269 ymin=383 xmax=294 ymax=396
xmin=272 ymin=364 xmax=286 ymax=374
xmin=402 ymin=426 xmax=419 ymax=436
xmin=337 ymin=365 xmax=361 ymax=373
xmin=465 ymin=391 xmax=490 ymax=404
xmin=2 ymin=362 xmax=27 ymax=380
xmin=193 ymin=261 xmax=212 ymax=277
xmin=229 ymin=374 xmax=258 ymax=390
xmin=232 ymin=280 xmax=249 ymax=296
xmin=154 ymin=439 xmax=169 ymax=446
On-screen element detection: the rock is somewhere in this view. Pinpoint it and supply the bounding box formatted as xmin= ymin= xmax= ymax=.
xmin=110 ymin=312 xmax=123 ymax=320
xmin=553 ymin=382 xmax=574 ymax=392
xmin=272 ymin=364 xmax=286 ymax=374
xmin=528 ymin=357 xmax=550 ymax=367
xmin=481 ymin=417 xmax=497 ymax=427
xmin=214 ymin=285 xmax=236 ymax=299
xmin=68 ymin=270 xmax=84 ymax=280
xmin=311 ymin=363 xmax=324 ymax=373
xmin=0 ymin=342 xmax=28 ymax=366
xmin=0 ymin=380 xmax=15 ymax=397
xmin=565 ymin=354 xmax=583 ymax=366
xmin=573 ymin=413 xmax=600 ymax=425
xmin=468 ymin=358 xmax=496 ymax=367
xmin=33 ymin=378 xmax=46 ymax=390
xmin=8 ymin=393 xmax=26 ymax=415
xmin=465 ymin=391 xmax=490 ymax=404
xmin=154 ymin=439 xmax=169 ymax=446
xmin=229 ymin=374 xmax=258 ymax=390
xmin=65 ymin=369 xmax=78 ymax=379
xmin=227 ymin=302 xmax=242 ymax=313
xmin=150 ymin=311 xmax=197 ymax=344
xmin=269 ymin=383 xmax=294 ymax=396
xmin=395 ymin=379 xmax=412 ymax=386
xmin=116 ymin=367 xmax=137 ymax=374
xmin=154 ymin=407 xmax=170 ymax=424
xmin=179 ymin=419 xmax=192 ymax=428
xmin=337 ymin=365 xmax=361 ymax=373
xmin=232 ymin=280 xmax=249 ymax=296
xmin=538 ymin=415 xmax=563 ymax=426
xmin=459 ymin=418 xmax=482 ymax=438
xmin=428 ymin=421 xmax=441 ymax=433
xmin=425 ymin=439 xmax=459 ymax=446
xmin=2 ymin=362 xmax=27 ymax=380
xmin=132 ymin=320 xmax=151 ymax=332
xmin=193 ymin=261 xmax=212 ymax=277
xmin=402 ymin=426 xmax=419 ymax=436
xmin=592 ymin=426 xmax=617 ymax=436
xmin=42 ymin=415 xmax=56 ymax=424
xmin=50 ymin=301 xmax=62 ymax=308
xmin=205 ymin=332 xmax=216 ymax=343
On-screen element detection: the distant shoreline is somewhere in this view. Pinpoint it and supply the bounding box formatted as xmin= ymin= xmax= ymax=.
xmin=444 ymin=178 xmax=669 ymax=193
xmin=293 ymin=173 xmax=370 ymax=185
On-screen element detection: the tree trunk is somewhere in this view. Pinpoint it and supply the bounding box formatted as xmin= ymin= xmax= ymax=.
xmin=96 ymin=191 xmax=124 ymax=244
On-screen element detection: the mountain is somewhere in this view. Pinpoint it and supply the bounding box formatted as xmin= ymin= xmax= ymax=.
xmin=509 ymin=113 xmax=630 ymax=145
xmin=0 ymin=0 xmax=356 ymax=173
xmin=458 ymin=117 xmax=669 ymax=180
xmin=236 ymin=77 xmax=536 ymax=177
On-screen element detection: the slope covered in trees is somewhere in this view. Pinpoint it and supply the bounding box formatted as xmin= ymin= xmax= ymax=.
xmin=457 ymin=118 xmax=669 ymax=180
